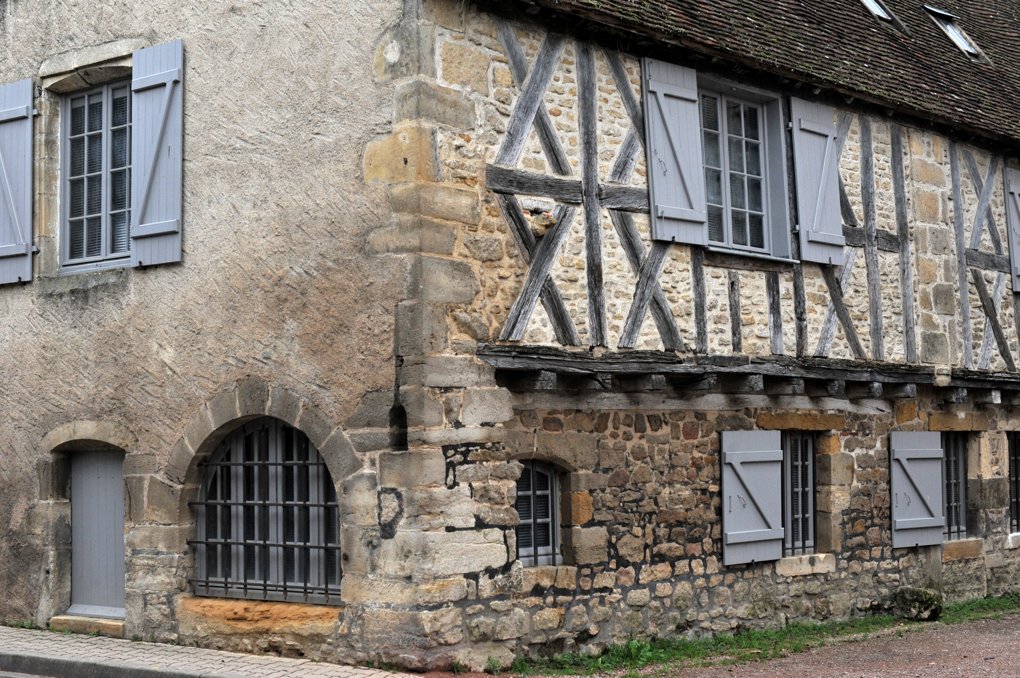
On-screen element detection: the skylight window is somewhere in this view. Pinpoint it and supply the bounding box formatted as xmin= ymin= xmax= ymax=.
xmin=861 ymin=0 xmax=893 ymax=21
xmin=925 ymin=6 xmax=981 ymax=58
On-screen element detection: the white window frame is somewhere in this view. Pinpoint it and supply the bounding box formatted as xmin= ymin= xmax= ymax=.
xmin=60 ymin=80 xmax=134 ymax=272
xmin=516 ymin=461 xmax=562 ymax=566
xmin=925 ymin=6 xmax=983 ymax=59
xmin=698 ymin=77 xmax=792 ymax=261
xmin=861 ymin=0 xmax=893 ymax=21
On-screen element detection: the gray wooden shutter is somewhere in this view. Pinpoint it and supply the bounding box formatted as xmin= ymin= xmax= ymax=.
xmin=890 ymin=431 xmax=944 ymax=549
xmin=721 ymin=431 xmax=784 ymax=565
xmin=642 ymin=58 xmax=706 ymax=244
xmin=131 ymin=40 xmax=184 ymax=267
xmin=1005 ymin=165 xmax=1020 ymax=291
xmin=0 ymin=78 xmax=34 ymax=285
xmin=791 ymin=97 xmax=845 ymax=266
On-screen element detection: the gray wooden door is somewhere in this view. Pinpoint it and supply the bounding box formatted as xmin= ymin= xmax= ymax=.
xmin=69 ymin=450 xmax=125 ymax=618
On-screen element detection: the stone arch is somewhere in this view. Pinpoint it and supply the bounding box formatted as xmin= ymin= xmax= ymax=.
xmin=42 ymin=419 xmax=136 ymax=457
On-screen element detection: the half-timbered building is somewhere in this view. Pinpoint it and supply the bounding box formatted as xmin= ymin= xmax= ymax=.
xmin=2 ymin=0 xmax=1020 ymax=671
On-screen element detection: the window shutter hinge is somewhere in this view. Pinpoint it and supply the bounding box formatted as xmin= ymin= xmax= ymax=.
xmin=31 ymin=245 xmax=39 ymax=254
xmin=787 ymin=120 xmax=793 ymax=130
xmin=793 ymin=223 xmax=801 ymax=234
xmin=32 ymin=108 xmax=39 ymax=117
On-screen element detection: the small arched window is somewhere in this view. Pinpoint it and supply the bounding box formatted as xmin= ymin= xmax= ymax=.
xmin=516 ymin=461 xmax=562 ymax=566
xmin=192 ymin=418 xmax=341 ymax=604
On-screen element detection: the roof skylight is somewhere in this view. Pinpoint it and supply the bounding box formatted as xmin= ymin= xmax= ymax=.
xmin=861 ymin=0 xmax=893 ymax=22
xmin=925 ymin=6 xmax=981 ymax=58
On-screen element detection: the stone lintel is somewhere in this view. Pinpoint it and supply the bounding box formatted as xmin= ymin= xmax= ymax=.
xmin=775 ymin=553 xmax=836 ymax=577
xmin=942 ymin=537 xmax=983 ymax=561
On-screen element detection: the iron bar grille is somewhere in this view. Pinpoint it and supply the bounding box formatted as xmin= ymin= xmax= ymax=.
xmin=516 ymin=461 xmax=560 ymax=566
xmin=190 ymin=418 xmax=342 ymax=604
xmin=782 ymin=432 xmax=815 ymax=556
xmin=1010 ymin=433 xmax=1020 ymax=534
xmin=943 ymin=432 xmax=968 ymax=540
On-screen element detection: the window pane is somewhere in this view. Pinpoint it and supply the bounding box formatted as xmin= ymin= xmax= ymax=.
xmin=86 ymin=217 xmax=102 ymax=257
xmin=749 ymin=214 xmax=765 ymax=249
xmin=69 ymin=178 xmax=85 ymax=218
xmin=87 ymin=134 xmax=103 ymax=174
xmin=111 ymin=170 xmax=128 ymax=211
xmin=112 ymin=88 xmax=130 ymax=126
xmin=747 ymin=178 xmax=763 ymax=212
xmin=69 ymin=219 xmax=84 ymax=260
xmin=535 ymin=523 xmax=552 ymax=548
xmin=535 ymin=496 xmax=550 ymax=520
xmin=730 ymin=174 xmax=746 ymax=210
xmin=726 ymin=101 xmax=742 ymax=136
xmin=745 ymin=109 xmax=760 ymax=140
xmin=87 ymin=95 xmax=103 ymax=132
xmin=700 ymin=95 xmax=719 ymax=131
xmin=87 ymin=175 xmax=102 ymax=215
xmin=70 ymin=99 xmax=86 ymax=136
xmin=746 ymin=141 xmax=762 ymax=176
xmin=111 ymin=128 xmax=129 ymax=169
xmin=708 ymin=205 xmax=725 ymax=243
xmin=732 ymin=210 xmax=748 ymax=246
xmin=706 ymin=169 xmax=723 ymax=206
xmin=535 ymin=469 xmax=550 ymax=492
xmin=728 ymin=136 xmax=745 ymax=173
xmin=703 ymin=131 xmax=721 ymax=169
xmin=70 ymin=137 xmax=85 ymax=176
xmin=111 ymin=212 xmax=129 ymax=254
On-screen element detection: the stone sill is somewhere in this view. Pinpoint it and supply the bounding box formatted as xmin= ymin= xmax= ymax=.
xmin=775 ymin=553 xmax=835 ymax=577
xmin=943 ymin=537 xmax=983 ymax=561
xmin=1005 ymin=533 xmax=1020 ymax=550
xmin=49 ymin=615 xmax=124 ymax=638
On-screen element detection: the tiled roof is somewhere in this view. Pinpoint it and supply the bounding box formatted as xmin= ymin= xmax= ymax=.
xmin=484 ymin=0 xmax=1020 ymax=147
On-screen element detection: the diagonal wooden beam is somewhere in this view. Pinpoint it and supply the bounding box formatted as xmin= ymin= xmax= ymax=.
xmin=495 ymin=33 xmax=565 ymax=167
xmin=963 ymin=151 xmax=1003 ymax=255
xmin=495 ymin=194 xmax=579 ymax=345
xmin=500 ymin=205 xmax=578 ymax=341
xmin=602 ymin=49 xmax=644 ymax=147
xmin=979 ymin=271 xmax=1008 ymax=370
xmin=495 ymin=19 xmax=571 ymax=177
xmin=835 ymin=114 xmax=858 ymax=229
xmin=971 ymin=268 xmax=1016 ymax=371
xmin=619 ymin=241 xmax=670 ymax=347
xmin=815 ymin=247 xmax=858 ymax=357
xmin=820 ymin=265 xmax=867 ymax=360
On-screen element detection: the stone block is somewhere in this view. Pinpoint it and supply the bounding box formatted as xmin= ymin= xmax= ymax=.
xmin=535 ymin=431 xmax=597 ymax=470
xmin=414 ymin=255 xmax=480 ymax=304
xmin=40 ymin=38 xmax=146 ymax=78
xmin=369 ymin=214 xmax=459 ymax=255
xmin=403 ymin=486 xmax=476 ymax=529
xmin=775 ymin=553 xmax=836 ymax=577
xmin=565 ymin=526 xmax=608 ymax=565
xmin=920 ymin=332 xmax=950 ymax=363
xmin=532 ymin=607 xmax=565 ymax=630
xmin=423 ymin=355 xmax=496 ymax=388
xmin=564 ymin=491 xmax=594 ymax=525
xmin=914 ymin=190 xmax=941 ymax=223
xmin=396 ymin=300 xmax=448 ymax=356
xmin=49 ymin=615 xmax=124 ymax=638
xmin=893 ymin=586 xmax=944 ymax=621
xmin=932 ymin=283 xmax=955 ymax=315
xmin=440 ymin=39 xmax=490 ymax=94
xmin=460 ymin=387 xmax=513 ymax=426
xmin=125 ymin=525 xmax=184 ymax=554
xmin=942 ymin=537 xmax=983 ymax=561
xmin=399 ymin=386 xmax=446 ymax=428
xmin=495 ymin=608 xmax=528 ymax=639
xmin=207 ymin=388 xmax=241 ymax=430
xmin=815 ymin=432 xmax=841 ymax=455
xmin=266 ymin=386 xmax=303 ymax=429
xmin=522 ymin=566 xmax=557 ymax=591
xmin=144 ymin=477 xmax=180 ymax=525
xmin=379 ymin=450 xmax=447 ymax=487
xmin=895 ymin=400 xmax=919 ymax=425
xmin=626 ymin=588 xmax=651 ymax=607
xmin=235 ymin=375 xmax=269 ymax=417
xmin=929 ymin=411 xmax=989 ymax=431
xmin=395 ymin=79 xmax=476 ymax=128
xmin=374 ymin=16 xmax=435 ymax=81
xmin=343 ymin=472 xmax=379 ymax=527
xmin=816 ymin=452 xmax=854 ymax=486
xmin=389 ymin=183 xmax=480 ymax=225
xmin=756 ymin=411 xmax=846 ymax=431
xmin=125 ymin=476 xmax=146 ymax=524
xmin=364 ymin=126 xmax=438 ymax=185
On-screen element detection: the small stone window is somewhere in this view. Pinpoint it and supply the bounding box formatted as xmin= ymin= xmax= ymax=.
xmin=191 ymin=418 xmax=342 ymax=604
xmin=782 ymin=432 xmax=815 ymax=556
xmin=943 ymin=432 xmax=968 ymax=541
xmin=515 ymin=461 xmax=561 ymax=566
xmin=1009 ymin=433 xmax=1020 ymax=534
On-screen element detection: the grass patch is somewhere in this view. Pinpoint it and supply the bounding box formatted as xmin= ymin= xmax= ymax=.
xmin=511 ymin=593 xmax=1020 ymax=676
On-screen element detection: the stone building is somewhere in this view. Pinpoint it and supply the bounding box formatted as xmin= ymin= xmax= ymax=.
xmin=2 ymin=0 xmax=1020 ymax=671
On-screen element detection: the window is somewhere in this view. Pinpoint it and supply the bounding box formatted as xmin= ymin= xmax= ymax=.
xmin=943 ymin=432 xmax=968 ymax=540
xmin=701 ymin=93 xmax=769 ymax=253
xmin=782 ymin=432 xmax=815 ymax=556
xmin=192 ymin=418 xmax=342 ymax=604
xmin=861 ymin=0 xmax=892 ymax=21
xmin=925 ymin=6 xmax=982 ymax=59
xmin=643 ymin=58 xmax=845 ymax=266
xmin=63 ymin=82 xmax=133 ymax=267
xmin=516 ymin=461 xmax=561 ymax=566
xmin=1009 ymin=433 xmax=1020 ymax=534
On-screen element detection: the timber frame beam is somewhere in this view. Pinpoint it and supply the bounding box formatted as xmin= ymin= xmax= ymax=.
xmin=480 ymin=344 xmax=1020 ymax=403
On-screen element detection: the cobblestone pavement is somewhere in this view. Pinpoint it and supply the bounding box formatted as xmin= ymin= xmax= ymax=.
xmin=0 ymin=625 xmax=414 ymax=678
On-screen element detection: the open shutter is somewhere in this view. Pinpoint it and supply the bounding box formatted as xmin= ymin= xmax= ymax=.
xmin=721 ymin=431 xmax=783 ymax=565
xmin=0 ymin=78 xmax=34 ymax=285
xmin=791 ymin=97 xmax=844 ymax=266
xmin=890 ymin=432 xmax=944 ymax=549
xmin=642 ymin=58 xmax=706 ymax=244
xmin=131 ymin=40 xmax=183 ymax=267
xmin=1005 ymin=165 xmax=1020 ymax=291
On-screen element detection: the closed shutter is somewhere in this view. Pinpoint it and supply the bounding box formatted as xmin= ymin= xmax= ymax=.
xmin=131 ymin=40 xmax=184 ymax=267
xmin=1005 ymin=166 xmax=1020 ymax=290
xmin=642 ymin=58 xmax=706 ymax=244
xmin=721 ymin=431 xmax=784 ymax=566
xmin=0 ymin=78 xmax=34 ymax=285
xmin=791 ymin=97 xmax=844 ymax=266
xmin=890 ymin=431 xmax=944 ymax=548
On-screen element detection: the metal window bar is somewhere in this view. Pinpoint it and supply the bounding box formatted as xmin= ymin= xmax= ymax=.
xmin=63 ymin=81 xmax=132 ymax=266
xmin=943 ymin=433 xmax=968 ymax=540
xmin=515 ymin=461 xmax=561 ymax=567
xmin=189 ymin=418 xmax=342 ymax=604
xmin=1009 ymin=433 xmax=1020 ymax=534
xmin=782 ymin=432 xmax=815 ymax=556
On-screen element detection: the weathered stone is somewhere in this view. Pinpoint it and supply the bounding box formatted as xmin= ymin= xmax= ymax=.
xmin=459 ymin=387 xmax=513 ymax=426
xmin=626 ymin=588 xmax=651 ymax=608
xmin=756 ymin=411 xmax=846 ymax=431
xmin=364 ymin=126 xmax=438 ymax=185
xmin=440 ymin=39 xmax=490 ymax=93
xmin=943 ymin=538 xmax=983 ymax=561
xmin=390 ymin=183 xmax=480 ymax=225
xmin=379 ymin=450 xmax=447 ymax=487
xmin=893 ymin=586 xmax=944 ymax=621
xmin=532 ymin=607 xmax=565 ymax=630
xmin=395 ymin=79 xmax=476 ymax=128
xmin=775 ymin=553 xmax=836 ymax=577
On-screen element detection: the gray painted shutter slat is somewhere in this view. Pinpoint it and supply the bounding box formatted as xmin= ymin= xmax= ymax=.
xmin=0 ymin=78 xmax=34 ymax=285
xmin=1005 ymin=166 xmax=1020 ymax=290
xmin=131 ymin=40 xmax=184 ymax=267
xmin=721 ymin=431 xmax=784 ymax=565
xmin=642 ymin=58 xmax=706 ymax=244
xmin=889 ymin=431 xmax=944 ymax=548
xmin=791 ymin=97 xmax=845 ymax=266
